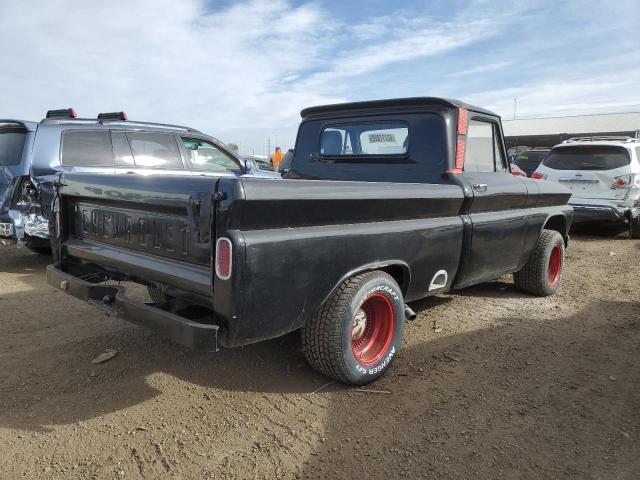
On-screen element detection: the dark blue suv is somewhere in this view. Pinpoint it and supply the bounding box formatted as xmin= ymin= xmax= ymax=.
xmin=0 ymin=109 xmax=276 ymax=252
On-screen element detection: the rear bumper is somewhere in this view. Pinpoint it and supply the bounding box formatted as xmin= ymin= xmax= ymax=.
xmin=570 ymin=204 xmax=629 ymax=224
xmin=46 ymin=264 xmax=219 ymax=351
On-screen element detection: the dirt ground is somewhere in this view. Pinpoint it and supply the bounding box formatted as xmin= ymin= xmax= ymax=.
xmin=0 ymin=232 xmax=638 ymax=479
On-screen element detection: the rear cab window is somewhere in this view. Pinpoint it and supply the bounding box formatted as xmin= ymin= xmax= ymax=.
xmin=182 ymin=138 xmax=240 ymax=173
xmin=320 ymin=122 xmax=409 ymax=157
xmin=0 ymin=125 xmax=27 ymax=166
xmin=543 ymin=145 xmax=631 ymax=170
xmin=293 ymin=113 xmax=448 ymax=183
xmin=61 ymin=130 xmax=113 ymax=167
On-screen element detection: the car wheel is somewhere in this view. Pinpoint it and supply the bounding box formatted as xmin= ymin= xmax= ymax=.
xmin=301 ymin=271 xmax=405 ymax=385
xmin=514 ymin=229 xmax=564 ymax=296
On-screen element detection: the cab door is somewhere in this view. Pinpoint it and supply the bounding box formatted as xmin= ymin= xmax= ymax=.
xmin=454 ymin=116 xmax=528 ymax=288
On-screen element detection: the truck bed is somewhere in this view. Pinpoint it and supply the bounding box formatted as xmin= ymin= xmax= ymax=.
xmin=52 ymin=173 xmax=466 ymax=347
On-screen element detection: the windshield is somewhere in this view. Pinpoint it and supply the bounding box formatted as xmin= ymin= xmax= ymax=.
xmin=543 ymin=145 xmax=630 ymax=171
xmin=0 ymin=130 xmax=27 ymax=166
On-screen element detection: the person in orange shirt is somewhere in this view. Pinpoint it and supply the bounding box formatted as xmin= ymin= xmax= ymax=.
xmin=272 ymin=146 xmax=283 ymax=172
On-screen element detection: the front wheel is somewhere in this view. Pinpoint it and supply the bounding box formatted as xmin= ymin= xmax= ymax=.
xmin=301 ymin=271 xmax=405 ymax=385
xmin=514 ymin=229 xmax=565 ymax=296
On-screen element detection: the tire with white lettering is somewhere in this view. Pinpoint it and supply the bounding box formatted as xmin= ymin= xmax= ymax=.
xmin=301 ymin=271 xmax=404 ymax=385
xmin=514 ymin=229 xmax=564 ymax=296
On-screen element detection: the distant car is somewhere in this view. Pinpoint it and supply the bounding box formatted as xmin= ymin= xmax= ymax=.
xmin=532 ymin=136 xmax=640 ymax=237
xmin=513 ymin=149 xmax=551 ymax=177
xmin=510 ymin=163 xmax=527 ymax=177
xmin=242 ymin=156 xmax=280 ymax=178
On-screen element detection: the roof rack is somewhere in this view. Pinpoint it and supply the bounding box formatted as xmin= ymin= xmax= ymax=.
xmin=563 ymin=136 xmax=640 ymax=143
xmin=102 ymin=120 xmax=202 ymax=133
xmin=98 ymin=111 xmax=128 ymax=121
xmin=40 ymin=115 xmax=202 ymax=134
xmin=46 ymin=108 xmax=77 ymax=119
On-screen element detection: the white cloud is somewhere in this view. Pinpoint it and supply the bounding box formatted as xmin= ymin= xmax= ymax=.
xmin=0 ymin=0 xmax=339 ymax=153
xmin=467 ymin=70 xmax=640 ymax=118
xmin=448 ymin=61 xmax=512 ymax=77
xmin=0 ymin=0 xmax=637 ymax=154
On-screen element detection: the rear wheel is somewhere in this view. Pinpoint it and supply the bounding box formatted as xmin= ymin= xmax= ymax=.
xmin=514 ymin=229 xmax=564 ymax=296
xmin=301 ymin=271 xmax=404 ymax=385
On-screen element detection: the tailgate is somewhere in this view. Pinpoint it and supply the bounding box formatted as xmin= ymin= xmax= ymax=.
xmin=542 ymin=145 xmax=632 ymax=202
xmin=55 ymin=173 xmax=219 ymax=299
xmin=555 ymin=169 xmax=630 ymax=202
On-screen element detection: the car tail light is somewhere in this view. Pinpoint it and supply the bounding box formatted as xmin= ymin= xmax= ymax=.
xmin=531 ymin=171 xmax=547 ymax=180
xmin=215 ymin=237 xmax=232 ymax=280
xmin=611 ymin=175 xmax=632 ymax=189
xmin=510 ymin=165 xmax=527 ymax=177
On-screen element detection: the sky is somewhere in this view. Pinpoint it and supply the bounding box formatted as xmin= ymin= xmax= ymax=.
xmin=1 ymin=0 xmax=638 ymax=155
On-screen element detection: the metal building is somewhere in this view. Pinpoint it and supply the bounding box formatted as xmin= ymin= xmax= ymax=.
xmin=503 ymin=111 xmax=640 ymax=150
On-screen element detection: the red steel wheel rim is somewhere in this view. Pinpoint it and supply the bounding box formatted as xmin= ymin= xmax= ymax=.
xmin=351 ymin=293 xmax=395 ymax=365
xmin=547 ymin=244 xmax=562 ymax=286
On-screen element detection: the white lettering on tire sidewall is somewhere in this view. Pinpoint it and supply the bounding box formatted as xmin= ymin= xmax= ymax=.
xmin=352 ymin=284 xmax=400 ymax=376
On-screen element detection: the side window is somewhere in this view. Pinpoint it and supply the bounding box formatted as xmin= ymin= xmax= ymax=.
xmin=111 ymin=131 xmax=134 ymax=166
xmin=126 ymin=132 xmax=183 ymax=169
xmin=61 ymin=130 xmax=113 ymax=167
xmin=493 ymin=127 xmax=507 ymax=172
xmin=182 ymin=138 xmax=240 ymax=173
xmin=465 ymin=119 xmax=499 ymax=173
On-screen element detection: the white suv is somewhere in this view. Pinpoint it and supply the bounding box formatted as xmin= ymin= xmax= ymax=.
xmin=532 ymin=136 xmax=640 ymax=238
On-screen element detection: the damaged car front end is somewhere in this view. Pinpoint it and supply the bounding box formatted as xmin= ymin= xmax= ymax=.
xmin=0 ymin=120 xmax=51 ymax=251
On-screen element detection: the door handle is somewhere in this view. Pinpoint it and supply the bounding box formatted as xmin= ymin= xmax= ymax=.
xmin=472 ymin=183 xmax=488 ymax=192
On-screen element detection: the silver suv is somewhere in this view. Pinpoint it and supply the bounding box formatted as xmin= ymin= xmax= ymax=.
xmin=532 ymin=136 xmax=640 ymax=238
xmin=0 ymin=109 xmax=273 ymax=252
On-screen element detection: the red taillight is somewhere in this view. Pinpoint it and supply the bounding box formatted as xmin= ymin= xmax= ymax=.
xmin=612 ymin=176 xmax=630 ymax=189
xmin=531 ymin=172 xmax=547 ymax=180
xmin=454 ymin=139 xmax=465 ymax=169
xmin=215 ymin=238 xmax=232 ymax=280
xmin=457 ymin=108 xmax=468 ymax=136
xmin=447 ymin=108 xmax=468 ymax=174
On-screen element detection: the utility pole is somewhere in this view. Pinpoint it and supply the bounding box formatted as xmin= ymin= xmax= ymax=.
xmin=267 ymin=137 xmax=271 ymax=158
xmin=513 ymin=98 xmax=517 ymax=120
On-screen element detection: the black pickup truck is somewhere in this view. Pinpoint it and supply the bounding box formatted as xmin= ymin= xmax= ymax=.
xmin=47 ymin=98 xmax=572 ymax=385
